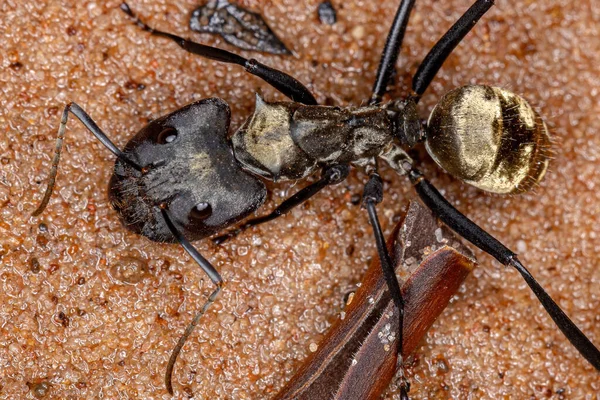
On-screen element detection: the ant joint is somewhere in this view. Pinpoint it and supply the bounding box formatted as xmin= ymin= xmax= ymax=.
xmin=380 ymin=144 xmax=413 ymax=176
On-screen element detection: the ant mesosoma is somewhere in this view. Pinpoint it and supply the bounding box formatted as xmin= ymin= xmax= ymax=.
xmin=31 ymin=0 xmax=600 ymax=397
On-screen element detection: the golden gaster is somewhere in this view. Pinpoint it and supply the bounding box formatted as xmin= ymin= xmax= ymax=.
xmin=425 ymin=85 xmax=551 ymax=194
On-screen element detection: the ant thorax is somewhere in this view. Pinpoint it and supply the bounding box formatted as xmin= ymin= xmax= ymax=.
xmin=231 ymin=95 xmax=409 ymax=181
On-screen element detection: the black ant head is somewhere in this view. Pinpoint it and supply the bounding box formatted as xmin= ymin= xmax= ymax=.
xmin=109 ymin=98 xmax=267 ymax=243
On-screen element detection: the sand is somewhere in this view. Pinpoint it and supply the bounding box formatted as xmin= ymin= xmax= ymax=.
xmin=1 ymin=0 xmax=598 ymax=398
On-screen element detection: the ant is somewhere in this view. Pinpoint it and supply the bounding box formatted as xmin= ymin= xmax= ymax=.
xmin=29 ymin=0 xmax=599 ymax=397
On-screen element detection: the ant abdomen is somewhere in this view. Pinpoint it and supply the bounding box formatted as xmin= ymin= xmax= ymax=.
xmin=425 ymin=85 xmax=551 ymax=194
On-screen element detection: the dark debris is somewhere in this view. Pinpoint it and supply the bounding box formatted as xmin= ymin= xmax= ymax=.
xmin=318 ymin=1 xmax=337 ymax=25
xmin=190 ymin=0 xmax=291 ymax=55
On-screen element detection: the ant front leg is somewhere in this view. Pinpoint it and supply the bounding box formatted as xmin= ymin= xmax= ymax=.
xmin=120 ymin=2 xmax=317 ymax=105
xmin=213 ymin=164 xmax=350 ymax=244
xmin=159 ymin=208 xmax=224 ymax=395
xmin=33 ymin=101 xmax=232 ymax=395
xmin=402 ymin=164 xmax=600 ymax=371
xmin=361 ymin=161 xmax=409 ymax=400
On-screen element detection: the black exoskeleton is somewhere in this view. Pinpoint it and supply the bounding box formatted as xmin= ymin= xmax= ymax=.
xmin=108 ymin=95 xmax=421 ymax=243
xmin=109 ymin=98 xmax=267 ymax=242
xmin=32 ymin=0 xmax=599 ymax=398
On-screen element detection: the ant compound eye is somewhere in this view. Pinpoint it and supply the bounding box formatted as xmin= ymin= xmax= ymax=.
xmin=189 ymin=202 xmax=212 ymax=222
xmin=156 ymin=127 xmax=178 ymax=144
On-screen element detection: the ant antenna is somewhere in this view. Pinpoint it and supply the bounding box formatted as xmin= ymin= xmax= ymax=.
xmin=160 ymin=207 xmax=224 ymax=395
xmin=32 ymin=102 xmax=142 ymax=217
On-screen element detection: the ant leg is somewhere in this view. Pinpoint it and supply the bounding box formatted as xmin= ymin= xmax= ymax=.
xmin=160 ymin=208 xmax=224 ymax=395
xmin=402 ymin=164 xmax=600 ymax=371
xmin=362 ymin=169 xmax=409 ymax=400
xmin=32 ymin=102 xmax=142 ymax=217
xmin=369 ymin=0 xmax=416 ymax=105
xmin=212 ymin=164 xmax=350 ymax=244
xmin=412 ymin=0 xmax=494 ymax=98
xmin=120 ymin=3 xmax=317 ymax=105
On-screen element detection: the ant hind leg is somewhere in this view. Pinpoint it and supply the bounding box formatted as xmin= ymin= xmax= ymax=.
xmin=368 ymin=0 xmax=494 ymax=105
xmin=411 ymin=0 xmax=494 ymax=100
xmin=405 ymin=165 xmax=600 ymax=371
xmin=369 ymin=0 xmax=416 ymax=105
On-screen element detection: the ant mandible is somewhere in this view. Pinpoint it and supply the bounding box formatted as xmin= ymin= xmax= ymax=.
xmin=32 ymin=0 xmax=600 ymax=397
